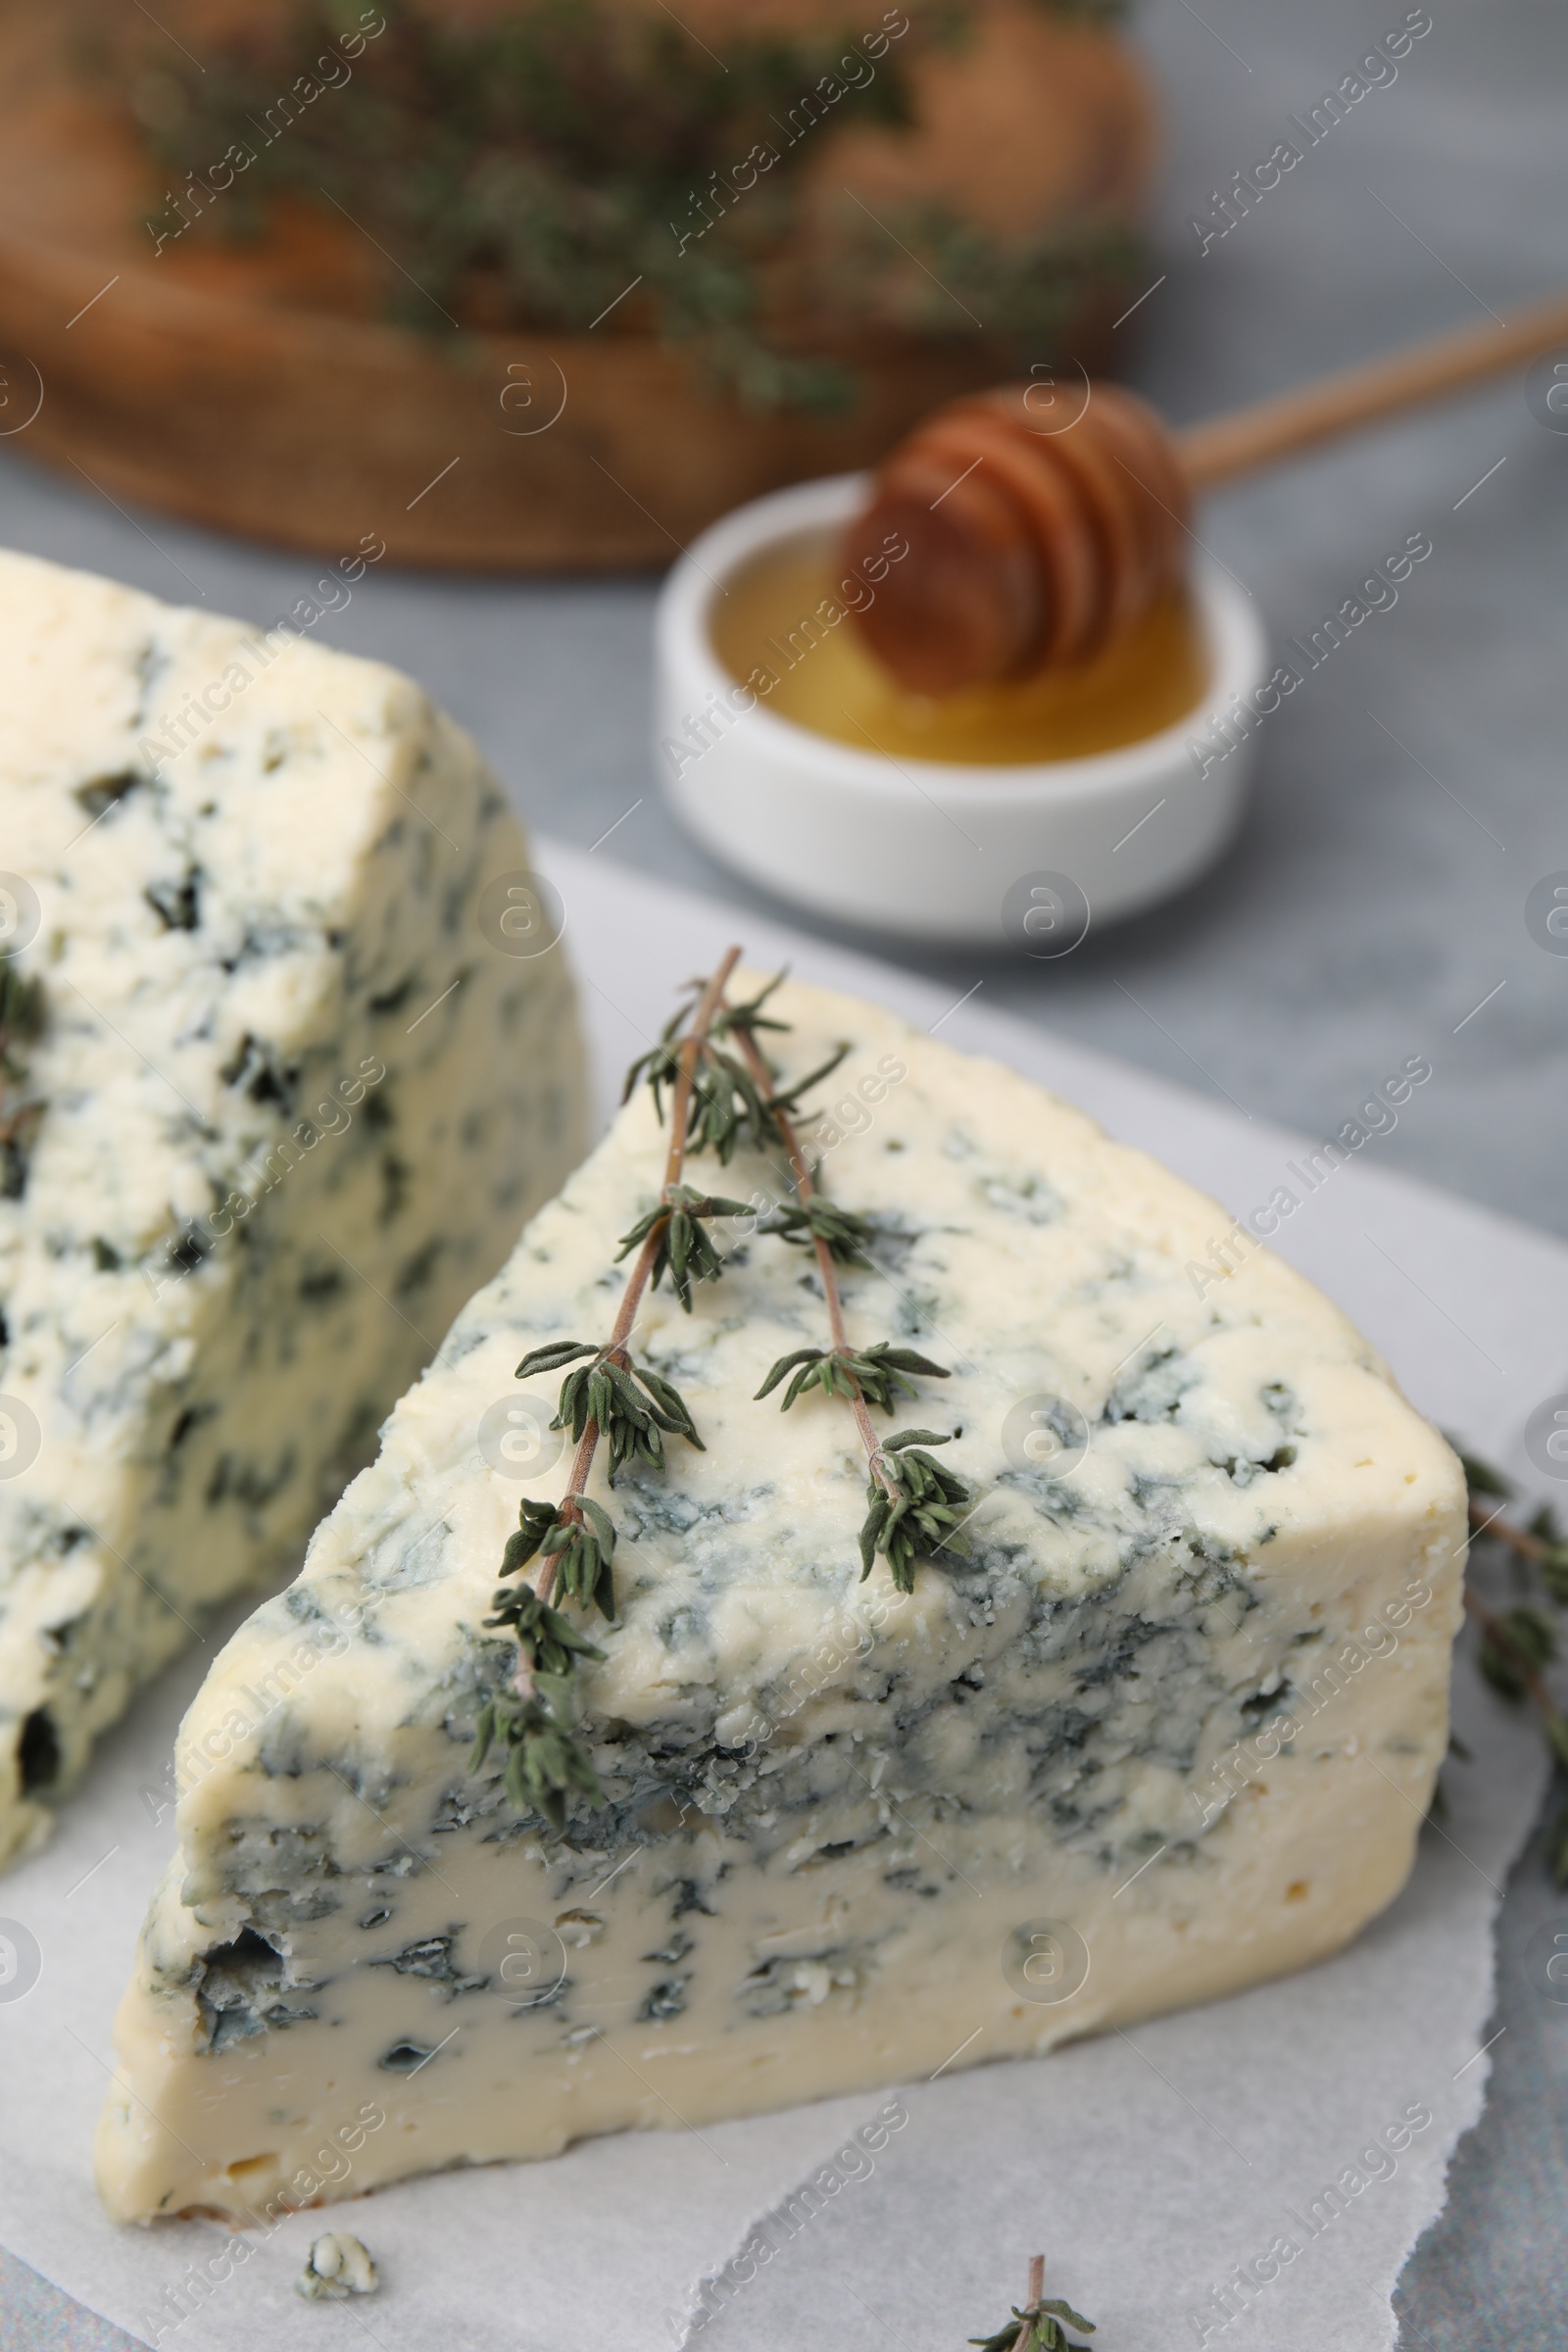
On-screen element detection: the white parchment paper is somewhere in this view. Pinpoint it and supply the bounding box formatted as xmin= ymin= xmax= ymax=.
xmin=0 ymin=847 xmax=1557 ymax=2352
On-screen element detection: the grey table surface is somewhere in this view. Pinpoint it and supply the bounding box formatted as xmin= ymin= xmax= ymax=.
xmin=2 ymin=0 xmax=1565 ymax=2339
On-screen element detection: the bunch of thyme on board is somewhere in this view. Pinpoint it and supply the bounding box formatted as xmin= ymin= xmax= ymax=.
xmin=470 ymin=946 xmax=972 ymax=1828
xmin=118 ymin=0 xmax=1140 ymax=411
xmin=1455 ymin=1446 xmax=1568 ymax=1881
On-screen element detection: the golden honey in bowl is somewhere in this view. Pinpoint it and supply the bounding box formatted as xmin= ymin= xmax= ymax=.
xmin=708 ymin=529 xmax=1211 ymax=766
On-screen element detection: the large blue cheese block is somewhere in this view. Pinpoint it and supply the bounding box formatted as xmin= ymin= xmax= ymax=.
xmin=95 ymin=976 xmax=1462 ymax=2221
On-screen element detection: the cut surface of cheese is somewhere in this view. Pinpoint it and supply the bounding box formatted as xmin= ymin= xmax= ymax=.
xmin=95 ymin=976 xmax=1463 ymax=2223
xmin=0 ymin=548 xmax=587 ymax=1869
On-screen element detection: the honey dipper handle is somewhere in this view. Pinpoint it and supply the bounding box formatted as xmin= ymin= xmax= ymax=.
xmin=1174 ymin=290 xmax=1568 ymax=488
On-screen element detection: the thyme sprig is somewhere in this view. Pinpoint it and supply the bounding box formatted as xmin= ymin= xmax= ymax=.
xmin=493 ymin=1487 xmax=621 ymax=1620
xmin=969 ymin=2255 xmax=1095 ymax=2352
xmin=0 ymin=966 xmax=44 ymax=1201
xmin=764 ymin=1196 xmax=878 ymax=1265
xmin=1459 ymin=1452 xmax=1568 ymax=1881
xmin=476 ymin=948 xmax=975 ymax=1829
xmin=469 ymin=1590 xmax=605 ymax=1819
xmin=519 ymin=1336 xmax=703 ymax=1477
xmin=1460 ymin=1450 xmax=1568 ymax=1600
xmin=731 ymin=1011 xmax=973 ymax=1592
xmin=120 ymin=0 xmax=1139 ymax=413
xmin=622 ymin=969 xmax=847 ymax=1164
xmin=473 ymin=945 xmax=745 ymax=1827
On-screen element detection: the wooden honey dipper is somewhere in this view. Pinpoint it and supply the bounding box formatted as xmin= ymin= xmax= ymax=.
xmin=842 ymin=291 xmax=1568 ymax=696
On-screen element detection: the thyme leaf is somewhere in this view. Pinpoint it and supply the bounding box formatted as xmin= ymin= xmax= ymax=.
xmin=547 ymin=1344 xmax=704 ymax=1479
xmin=616 ymin=1184 xmax=753 ymax=1311
xmin=859 ymin=1432 xmax=972 ymax=1593
xmin=709 ymin=970 xmax=792 ymax=1045
xmin=764 ymin=1042 xmax=853 ymax=1122
xmin=762 ymin=1197 xmax=879 ymax=1266
xmin=498 ymin=1494 xmax=562 ymax=1577
xmin=515 ymin=1339 xmax=598 ymax=1380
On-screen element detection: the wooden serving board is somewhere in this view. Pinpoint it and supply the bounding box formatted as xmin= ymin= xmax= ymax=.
xmin=0 ymin=3 xmax=1155 ymax=571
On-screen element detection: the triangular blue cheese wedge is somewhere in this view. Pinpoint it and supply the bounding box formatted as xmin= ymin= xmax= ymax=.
xmin=0 ymin=549 xmax=586 ymax=1868
xmin=95 ymin=976 xmax=1462 ymax=2222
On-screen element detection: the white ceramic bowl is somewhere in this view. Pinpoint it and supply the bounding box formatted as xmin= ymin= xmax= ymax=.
xmin=655 ymin=472 xmax=1271 ymax=949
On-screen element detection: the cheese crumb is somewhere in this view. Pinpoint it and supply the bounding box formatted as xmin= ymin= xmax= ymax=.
xmin=298 ymin=2233 xmax=379 ymax=2299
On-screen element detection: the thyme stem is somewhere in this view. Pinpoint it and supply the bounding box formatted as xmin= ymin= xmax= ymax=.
xmin=727 ymin=1006 xmax=895 ymax=1499
xmin=663 ymin=949 xmax=745 ymax=1187
xmin=1469 ymin=1493 xmax=1550 ymax=1566
xmin=525 ymin=944 xmax=743 ymax=1642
